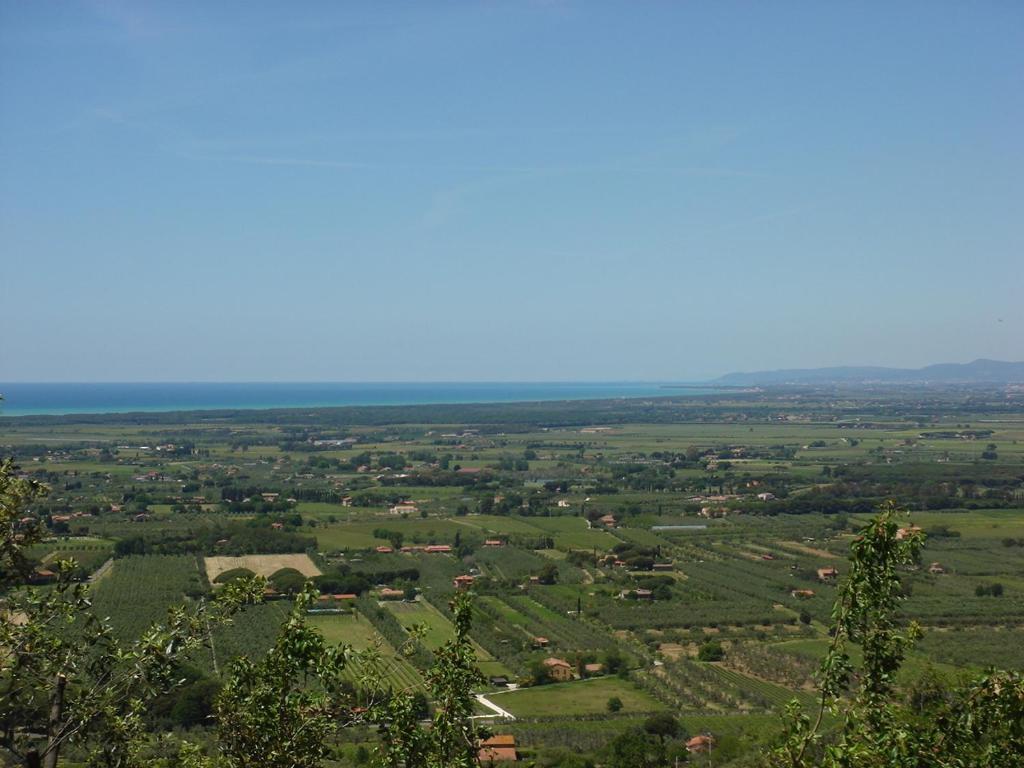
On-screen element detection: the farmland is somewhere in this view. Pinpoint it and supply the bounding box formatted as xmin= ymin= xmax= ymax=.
xmin=307 ymin=611 xmax=425 ymax=691
xmin=495 ymin=676 xmax=665 ymax=717
xmin=91 ymin=555 xmax=205 ymax=641
xmin=203 ymin=552 xmax=321 ymax=581
xmin=6 ymin=385 xmax=1024 ymax=765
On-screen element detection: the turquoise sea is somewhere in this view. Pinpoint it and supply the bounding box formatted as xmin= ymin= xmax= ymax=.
xmin=0 ymin=382 xmax=717 ymax=417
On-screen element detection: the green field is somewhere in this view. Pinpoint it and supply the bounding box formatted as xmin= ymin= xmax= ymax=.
xmin=308 ymin=610 xmax=424 ymax=690
xmin=382 ymin=599 xmax=511 ymax=678
xmin=91 ymin=555 xmax=204 ymax=641
xmin=494 ymin=676 xmax=666 ymax=717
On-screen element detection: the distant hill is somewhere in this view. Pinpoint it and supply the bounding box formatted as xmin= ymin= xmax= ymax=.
xmin=713 ymin=359 xmax=1024 ymax=386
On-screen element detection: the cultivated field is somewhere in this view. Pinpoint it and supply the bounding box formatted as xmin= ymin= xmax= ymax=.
xmin=203 ymin=553 xmax=321 ymax=581
xmin=494 ymin=676 xmax=666 ymax=717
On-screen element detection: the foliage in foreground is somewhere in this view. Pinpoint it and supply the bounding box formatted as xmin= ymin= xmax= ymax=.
xmin=3 ymin=455 xmax=483 ymax=768
xmin=769 ymin=501 xmax=1024 ymax=768
xmin=2 ymin=457 xmax=264 ymax=768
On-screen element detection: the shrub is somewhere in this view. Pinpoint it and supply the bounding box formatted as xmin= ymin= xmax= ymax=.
xmin=269 ymin=567 xmax=308 ymax=594
xmin=697 ymin=641 xmax=724 ymax=662
xmin=213 ymin=567 xmax=256 ymax=584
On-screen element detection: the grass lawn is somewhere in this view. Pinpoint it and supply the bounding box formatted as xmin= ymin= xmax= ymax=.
xmin=494 ymin=676 xmax=665 ymax=717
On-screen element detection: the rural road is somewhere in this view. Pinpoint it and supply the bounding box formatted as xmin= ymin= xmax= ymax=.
xmin=89 ymin=558 xmax=114 ymax=583
xmin=473 ymin=693 xmax=515 ymax=721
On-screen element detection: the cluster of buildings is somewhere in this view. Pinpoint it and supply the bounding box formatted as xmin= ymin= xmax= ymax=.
xmin=374 ymin=544 xmax=453 ymax=554
xmin=476 ymin=729 xmax=715 ymax=762
xmin=477 ymin=734 xmax=517 ymax=763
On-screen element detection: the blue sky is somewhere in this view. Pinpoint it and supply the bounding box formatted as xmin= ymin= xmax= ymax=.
xmin=1 ymin=1 xmax=1021 ymax=382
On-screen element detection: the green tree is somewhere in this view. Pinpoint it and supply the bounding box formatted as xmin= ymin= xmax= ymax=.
xmin=698 ymin=641 xmax=724 ymax=661
xmin=770 ymin=501 xmax=1024 ymax=768
xmin=643 ymin=712 xmax=681 ymax=742
xmin=268 ymin=567 xmax=307 ymax=594
xmin=1 ymin=456 xmax=263 ymax=768
xmin=606 ymin=696 xmax=623 ymax=713
xmin=204 ymin=585 xmax=350 ymax=768
xmin=537 ymin=563 xmax=559 ymax=585
xmin=605 ymin=727 xmax=657 ymax=768
xmin=372 ymin=592 xmax=484 ymax=767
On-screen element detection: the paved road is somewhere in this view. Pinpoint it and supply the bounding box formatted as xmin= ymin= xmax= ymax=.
xmin=472 ymin=693 xmax=516 ymax=721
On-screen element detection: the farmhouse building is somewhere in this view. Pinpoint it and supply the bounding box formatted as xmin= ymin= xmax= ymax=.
xmin=453 ymin=574 xmax=476 ymax=590
xmin=29 ymin=569 xmax=57 ymax=585
xmin=817 ymin=567 xmax=839 ymax=581
xmin=687 ymin=734 xmax=717 ymax=753
xmin=928 ymin=562 xmax=946 ymax=574
xmin=478 ymin=734 xmax=518 ymax=764
xmin=542 ymin=657 xmax=575 ymax=682
xmin=699 ymin=506 xmax=729 ymax=519
xmin=619 ymin=588 xmax=654 ymax=600
xmin=896 ymin=525 xmax=923 ymax=540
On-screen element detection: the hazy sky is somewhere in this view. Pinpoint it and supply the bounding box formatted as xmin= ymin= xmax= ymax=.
xmin=1 ymin=1 xmax=1021 ymax=382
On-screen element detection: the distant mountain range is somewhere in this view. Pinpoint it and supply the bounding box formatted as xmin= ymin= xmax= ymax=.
xmin=712 ymin=359 xmax=1024 ymax=386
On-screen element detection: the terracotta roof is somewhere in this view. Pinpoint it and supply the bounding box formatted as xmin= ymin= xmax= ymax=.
xmin=478 ymin=735 xmax=517 ymax=762
xmin=480 ymin=735 xmax=515 ymax=747
xmin=478 ymin=746 xmax=517 ymax=762
xmin=687 ymin=734 xmax=716 ymax=752
xmin=543 ymin=657 xmax=571 ymax=669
